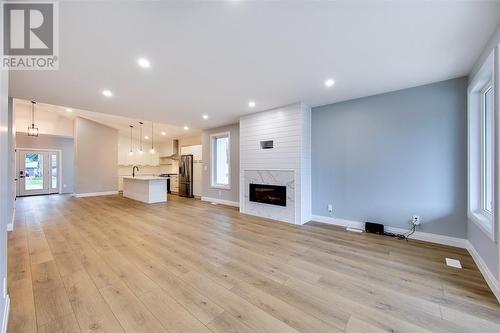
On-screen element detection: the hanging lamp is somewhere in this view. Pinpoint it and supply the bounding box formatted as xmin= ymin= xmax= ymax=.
xmin=128 ymin=125 xmax=134 ymax=155
xmin=150 ymin=122 xmax=155 ymax=154
xmin=138 ymin=122 xmax=143 ymax=154
xmin=28 ymin=101 xmax=39 ymax=137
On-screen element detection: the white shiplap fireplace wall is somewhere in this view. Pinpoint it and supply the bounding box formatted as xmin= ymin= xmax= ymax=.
xmin=239 ymin=102 xmax=312 ymax=225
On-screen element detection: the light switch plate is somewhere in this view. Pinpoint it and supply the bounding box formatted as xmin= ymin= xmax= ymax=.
xmin=445 ymin=258 xmax=462 ymax=269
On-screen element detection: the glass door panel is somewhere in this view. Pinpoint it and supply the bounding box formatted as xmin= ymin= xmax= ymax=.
xmin=24 ymin=152 xmax=44 ymax=191
xmin=17 ymin=150 xmax=60 ymax=196
xmin=50 ymin=152 xmax=59 ymax=194
xmin=51 ymin=153 xmax=57 ymax=189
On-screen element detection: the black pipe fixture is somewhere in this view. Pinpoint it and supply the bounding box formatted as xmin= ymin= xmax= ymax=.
xmin=27 ymin=101 xmax=39 ymax=137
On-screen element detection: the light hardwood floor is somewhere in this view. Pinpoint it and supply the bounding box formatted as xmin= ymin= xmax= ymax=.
xmin=7 ymin=194 xmax=500 ymax=333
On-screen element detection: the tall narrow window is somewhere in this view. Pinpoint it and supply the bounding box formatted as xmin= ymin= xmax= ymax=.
xmin=481 ymin=84 xmax=493 ymax=213
xmin=467 ymin=51 xmax=495 ymax=240
xmin=211 ymin=132 xmax=230 ymax=188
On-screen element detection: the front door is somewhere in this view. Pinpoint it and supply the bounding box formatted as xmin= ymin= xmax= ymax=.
xmin=17 ymin=150 xmax=60 ymax=196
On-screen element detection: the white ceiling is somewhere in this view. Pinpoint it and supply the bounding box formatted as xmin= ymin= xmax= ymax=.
xmin=14 ymin=99 xmax=200 ymax=141
xmin=9 ymin=1 xmax=500 ymax=129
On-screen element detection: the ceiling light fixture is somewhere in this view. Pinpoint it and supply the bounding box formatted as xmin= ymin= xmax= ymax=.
xmin=28 ymin=101 xmax=39 ymax=137
xmin=138 ymin=122 xmax=144 ymax=154
xmin=248 ymin=101 xmax=256 ymax=108
xmin=102 ymin=90 xmax=113 ymax=97
xmin=324 ymin=79 xmax=335 ymax=87
xmin=202 ymin=114 xmax=208 ymax=120
xmin=150 ymin=122 xmax=155 ymax=154
xmin=183 ymin=126 xmax=189 ymax=131
xmin=65 ymin=108 xmax=73 ymax=113
xmin=129 ymin=125 xmax=134 ymax=155
xmin=137 ymin=57 xmax=151 ymax=68
xmin=144 ymin=136 xmax=149 ymax=140
xmin=161 ymin=131 xmax=166 ymax=136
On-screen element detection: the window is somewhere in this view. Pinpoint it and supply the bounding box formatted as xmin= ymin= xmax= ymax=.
xmin=211 ymin=132 xmax=230 ymax=188
xmin=467 ymin=51 xmax=495 ymax=240
xmin=481 ymin=84 xmax=493 ymax=213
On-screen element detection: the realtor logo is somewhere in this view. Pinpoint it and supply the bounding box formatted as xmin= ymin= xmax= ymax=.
xmin=2 ymin=1 xmax=59 ymax=70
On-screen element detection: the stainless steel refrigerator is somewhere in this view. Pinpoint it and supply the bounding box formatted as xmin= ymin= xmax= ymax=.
xmin=179 ymin=154 xmax=194 ymax=198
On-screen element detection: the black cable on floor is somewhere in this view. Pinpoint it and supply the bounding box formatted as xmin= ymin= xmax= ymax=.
xmin=383 ymin=224 xmax=416 ymax=241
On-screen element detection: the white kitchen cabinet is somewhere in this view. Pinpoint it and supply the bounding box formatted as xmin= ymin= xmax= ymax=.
xmin=159 ymin=140 xmax=174 ymax=157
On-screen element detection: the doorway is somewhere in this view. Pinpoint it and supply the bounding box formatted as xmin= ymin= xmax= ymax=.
xmin=16 ymin=149 xmax=61 ymax=196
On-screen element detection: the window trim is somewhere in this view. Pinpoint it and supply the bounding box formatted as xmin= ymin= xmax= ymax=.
xmin=210 ymin=131 xmax=231 ymax=190
xmin=468 ymin=51 xmax=496 ymax=241
xmin=480 ymin=82 xmax=493 ymax=215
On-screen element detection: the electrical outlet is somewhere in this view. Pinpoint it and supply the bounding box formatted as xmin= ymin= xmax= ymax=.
xmin=327 ymin=204 xmax=333 ymax=213
xmin=412 ymin=215 xmax=420 ymax=225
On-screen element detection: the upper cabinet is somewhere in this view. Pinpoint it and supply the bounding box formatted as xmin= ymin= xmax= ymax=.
xmin=159 ymin=139 xmax=174 ymax=157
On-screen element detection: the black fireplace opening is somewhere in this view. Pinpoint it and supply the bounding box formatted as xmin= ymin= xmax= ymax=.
xmin=249 ymin=183 xmax=286 ymax=207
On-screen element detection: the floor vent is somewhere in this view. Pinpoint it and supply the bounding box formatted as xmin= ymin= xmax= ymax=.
xmin=346 ymin=227 xmax=363 ymax=233
xmin=445 ymin=258 xmax=462 ymax=269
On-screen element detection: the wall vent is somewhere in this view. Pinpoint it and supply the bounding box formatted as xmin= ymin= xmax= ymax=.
xmin=260 ymin=140 xmax=274 ymax=149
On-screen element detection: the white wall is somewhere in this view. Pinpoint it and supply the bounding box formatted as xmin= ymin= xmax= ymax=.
xmin=0 ymin=8 xmax=12 ymax=328
xmin=239 ymin=102 xmax=311 ymax=224
xmin=467 ymin=23 xmax=500 ymax=301
xmin=7 ymin=99 xmax=16 ymax=230
xmin=74 ymin=117 xmax=118 ymax=195
xmin=202 ymin=124 xmax=240 ymax=205
xmin=180 ymin=135 xmax=202 ymax=148
xmin=14 ymin=99 xmax=73 ymax=137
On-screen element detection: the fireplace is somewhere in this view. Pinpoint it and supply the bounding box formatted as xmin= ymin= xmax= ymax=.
xmin=249 ymin=183 xmax=286 ymax=207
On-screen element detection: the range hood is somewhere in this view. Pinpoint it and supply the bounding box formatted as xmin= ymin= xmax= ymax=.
xmin=166 ymin=139 xmax=179 ymax=160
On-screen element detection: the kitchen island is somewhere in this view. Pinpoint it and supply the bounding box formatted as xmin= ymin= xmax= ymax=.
xmin=122 ymin=176 xmax=167 ymax=204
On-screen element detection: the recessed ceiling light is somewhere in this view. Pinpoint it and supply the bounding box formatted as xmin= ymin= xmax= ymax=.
xmin=65 ymin=108 xmax=72 ymax=112
xmin=183 ymin=126 xmax=189 ymax=131
xmin=324 ymin=79 xmax=335 ymax=87
xmin=202 ymin=114 xmax=209 ymax=120
xmin=161 ymin=131 xmax=166 ymax=136
xmin=248 ymin=101 xmax=256 ymax=108
xmin=144 ymin=136 xmax=149 ymax=140
xmin=137 ymin=57 xmax=151 ymax=68
xmin=102 ymin=90 xmax=113 ymax=97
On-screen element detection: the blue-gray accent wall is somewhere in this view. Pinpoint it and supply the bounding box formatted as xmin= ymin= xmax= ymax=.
xmin=312 ymin=77 xmax=467 ymax=238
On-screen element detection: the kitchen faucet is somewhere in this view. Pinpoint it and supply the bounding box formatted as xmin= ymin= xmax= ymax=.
xmin=132 ymin=166 xmax=139 ymax=177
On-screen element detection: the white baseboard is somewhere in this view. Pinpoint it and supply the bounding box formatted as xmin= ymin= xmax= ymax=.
xmin=1 ymin=295 xmax=10 ymax=333
xmin=201 ymin=196 xmax=240 ymax=207
xmin=310 ymin=215 xmax=467 ymax=248
xmin=466 ymin=241 xmax=500 ymax=302
xmin=312 ymin=215 xmax=365 ymax=230
xmin=73 ymin=191 xmax=118 ymax=198
xmin=6 ymin=210 xmax=14 ymax=232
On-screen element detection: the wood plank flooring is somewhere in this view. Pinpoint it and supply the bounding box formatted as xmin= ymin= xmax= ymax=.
xmin=7 ymin=194 xmax=500 ymax=333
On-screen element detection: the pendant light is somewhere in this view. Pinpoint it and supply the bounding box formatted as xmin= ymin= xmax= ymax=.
xmin=138 ymin=122 xmax=143 ymax=154
xmin=28 ymin=101 xmax=39 ymax=137
xmin=128 ymin=125 xmax=134 ymax=155
xmin=150 ymin=122 xmax=155 ymax=154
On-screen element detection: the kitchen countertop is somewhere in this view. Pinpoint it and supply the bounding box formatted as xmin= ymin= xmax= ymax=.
xmin=122 ymin=176 xmax=167 ymax=181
